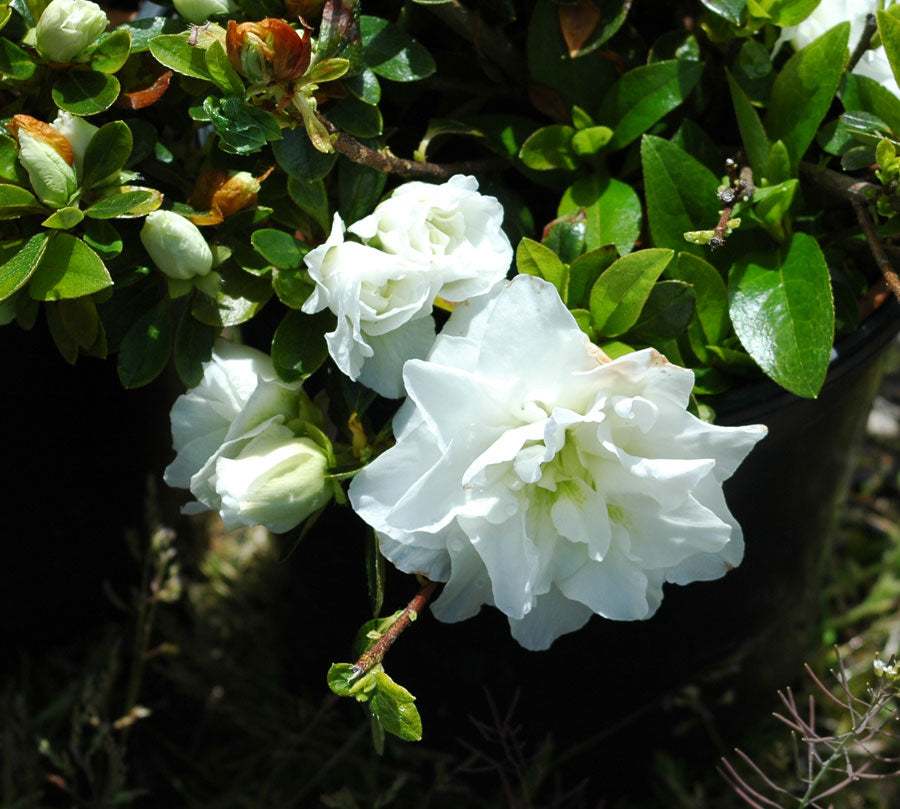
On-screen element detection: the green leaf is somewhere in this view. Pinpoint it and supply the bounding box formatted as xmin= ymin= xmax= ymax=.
xmin=345 ymin=68 xmax=381 ymax=105
xmin=191 ymin=265 xmax=272 ymax=327
xmin=338 ymin=158 xmax=387 ymax=224
xmin=640 ymin=135 xmax=721 ymax=256
xmin=0 ymin=133 xmax=28 ymax=184
xmin=627 ymin=280 xmax=696 ymax=341
xmin=727 ymin=69 xmax=768 ymax=182
xmin=82 ymin=218 xmax=122 ymax=259
xmin=699 ymin=0 xmax=745 ymax=24
xmin=360 ymin=15 xmax=435 ymax=82
xmin=118 ymin=17 xmax=184 ymax=53
xmin=327 ymin=95 xmax=383 ymax=138
xmin=589 ymin=248 xmax=674 ymax=337
xmin=326 ymin=663 xmax=357 ymax=698
xmin=599 ymin=60 xmax=704 ymax=151
xmin=174 ymin=307 xmax=215 ymax=388
xmin=28 ymin=233 xmax=112 ymax=301
xmin=571 ymin=126 xmax=614 ymax=157
xmin=271 ymin=308 xmax=332 ymax=382
xmin=45 ymin=301 xmax=78 ymax=364
xmin=769 ymin=0 xmax=821 ymax=26
xmin=273 ymin=125 xmax=337 ymax=181
xmin=764 ymin=22 xmax=850 ymax=172
xmin=148 ymin=32 xmax=212 ymax=80
xmin=670 ymin=252 xmax=730 ymax=345
xmin=558 ymin=176 xmax=642 ymax=255
xmin=568 ymin=246 xmax=617 ymax=310
xmin=82 ymin=121 xmax=133 ymax=189
xmin=766 ymin=139 xmax=791 ymax=184
xmin=84 ymin=189 xmax=155 ymax=219
xmin=203 ymin=96 xmax=282 ymax=156
xmin=370 ymin=672 xmax=422 ymax=742
xmin=205 ymin=39 xmax=243 ymax=96
xmin=0 ymin=184 xmax=45 ymax=218
xmin=0 ymin=36 xmax=35 ymax=79
xmin=288 ymin=177 xmax=330 ymax=234
xmin=365 ymin=529 xmax=386 ymax=619
xmin=90 ymin=29 xmax=132 ymax=74
xmin=58 ymin=295 xmax=99 ymax=349
xmin=0 ymin=233 xmax=49 ymax=300
xmin=41 ymin=206 xmax=84 ymax=229
xmin=748 ymin=178 xmax=797 ymax=241
xmin=305 ymin=57 xmax=350 ymax=84
xmin=251 ymin=228 xmax=306 ymax=270
xmin=737 ymin=39 xmax=772 ymax=79
xmin=841 ymin=73 xmax=900 ymax=135
xmin=543 ymin=216 xmax=587 ymax=265
xmin=273 ymin=265 xmax=314 ymax=309
xmin=516 ymin=237 xmax=568 ymax=302
xmin=117 ymin=298 xmax=173 ymax=388
xmin=52 ymin=71 xmax=120 ymax=116
xmin=518 ymin=125 xmax=578 ymax=171
xmin=728 ymin=232 xmax=834 ymax=398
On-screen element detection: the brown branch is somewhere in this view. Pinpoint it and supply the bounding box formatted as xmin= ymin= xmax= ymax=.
xmin=317 ymin=113 xmax=509 ymax=180
xmin=352 ymin=579 xmax=439 ymax=676
xmin=710 ymin=160 xmax=754 ymax=248
xmin=798 ymin=161 xmax=880 ymax=202
xmin=852 ymin=198 xmax=900 ymax=303
xmin=848 ymin=13 xmax=878 ymax=75
xmin=425 ymin=0 xmax=525 ymax=81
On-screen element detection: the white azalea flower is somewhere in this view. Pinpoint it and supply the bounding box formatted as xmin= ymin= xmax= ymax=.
xmin=780 ymin=1 xmax=900 ymax=98
xmin=348 ymin=174 xmax=513 ymax=302
xmin=349 ymin=276 xmax=767 ymax=651
xmin=164 ymin=340 xmax=332 ymax=532
xmin=302 ymin=214 xmax=443 ymax=399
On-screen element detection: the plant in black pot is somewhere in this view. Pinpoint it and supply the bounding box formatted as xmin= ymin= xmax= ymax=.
xmin=3 ymin=0 xmax=900 ymax=802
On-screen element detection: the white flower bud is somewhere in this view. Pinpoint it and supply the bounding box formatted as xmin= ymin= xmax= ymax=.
xmin=17 ymin=129 xmax=77 ymax=208
xmin=173 ymin=0 xmax=236 ymax=24
xmin=140 ymin=210 xmax=213 ymax=280
xmin=50 ymin=110 xmax=98 ymax=179
xmin=36 ymin=0 xmax=109 ymax=64
xmin=216 ymin=427 xmax=332 ymax=533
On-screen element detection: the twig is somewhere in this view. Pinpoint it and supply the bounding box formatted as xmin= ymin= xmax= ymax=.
xmin=352 ymin=579 xmax=438 ymax=675
xmin=847 ymin=13 xmax=878 ymax=75
xmin=316 ymin=113 xmax=509 ymax=180
xmin=852 ymin=198 xmax=900 ymax=303
xmin=710 ymin=159 xmax=754 ymax=248
xmin=798 ymin=161 xmax=880 ymax=202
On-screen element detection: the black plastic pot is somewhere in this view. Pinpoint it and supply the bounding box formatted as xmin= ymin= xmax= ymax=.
xmin=366 ymin=298 xmax=900 ymax=798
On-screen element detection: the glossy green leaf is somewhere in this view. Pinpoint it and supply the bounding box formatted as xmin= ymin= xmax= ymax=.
xmin=543 ymin=217 xmax=587 ymax=265
xmin=203 ymin=96 xmax=282 ymax=156
xmin=589 ymin=248 xmax=674 ymax=337
xmin=45 ymin=302 xmax=78 ymax=364
xmin=518 ymin=125 xmax=578 ymax=171
xmin=748 ymin=178 xmax=797 ymax=241
xmin=305 ymin=57 xmax=350 ymax=84
xmin=568 ymin=246 xmax=617 ymax=310
xmin=52 ymin=71 xmax=120 ymax=116
xmin=558 ymin=176 xmax=641 ymax=255
xmin=271 ymin=308 xmax=332 ymax=382
xmin=42 ymin=206 xmax=84 ymax=229
xmin=148 ymin=32 xmax=212 ymax=80
xmin=316 ymin=0 xmax=362 ymax=67
xmin=670 ymin=252 xmax=730 ymax=345
xmin=0 ymin=133 xmax=27 ymax=184
xmin=288 ymin=177 xmax=330 ymax=234
xmin=0 ymin=36 xmax=35 ymax=79
xmin=327 ymin=95 xmax=383 ymax=138
xmin=769 ymin=0 xmax=820 ymax=25
xmin=326 ymin=663 xmax=357 ymax=698
xmin=191 ymin=265 xmax=272 ymax=327
xmin=28 ymin=233 xmax=112 ymax=301
xmin=628 ymin=280 xmax=696 ymax=341
xmin=251 ymin=228 xmax=306 ymax=270
xmin=174 ymin=307 xmax=215 ymax=388
xmin=273 ymin=265 xmax=314 ymax=309
xmin=117 ymin=298 xmax=173 ymax=388
xmin=728 ymin=232 xmax=834 ymax=398
xmin=841 ymin=74 xmax=900 ymax=135
xmin=738 ymin=39 xmax=772 ymax=79
xmin=360 ymin=15 xmax=435 ymax=82
xmin=118 ymin=17 xmax=183 ymax=53
xmin=90 ymin=29 xmax=132 ymax=74
xmin=727 ymin=69 xmax=768 ymax=181
xmin=571 ymin=126 xmax=614 ymax=157
xmin=81 ymin=218 xmax=122 ymax=259
xmin=338 ymin=158 xmax=387 ymax=225
xmin=205 ymin=39 xmax=243 ymax=96
xmin=84 ymin=189 xmax=155 ymax=219
xmin=699 ymin=0 xmax=745 ymax=23
xmin=344 ymin=68 xmax=381 ymax=105
xmin=766 ymin=139 xmax=791 ymax=184
xmin=273 ymin=125 xmax=337 ymax=181
xmin=764 ymin=22 xmax=850 ymax=172
xmin=516 ymin=237 xmax=568 ymax=301
xmin=879 ymin=11 xmax=900 ymax=96
xmin=0 ymin=233 xmax=49 ymax=300
xmin=370 ymin=671 xmax=422 ymax=741
xmin=82 ymin=121 xmax=133 ymax=189
xmin=0 ymin=184 xmax=45 ymax=218
xmin=599 ymin=60 xmax=704 ymax=151
xmin=58 ymin=295 xmax=99 ymax=349
xmin=640 ymin=135 xmax=721 ymax=256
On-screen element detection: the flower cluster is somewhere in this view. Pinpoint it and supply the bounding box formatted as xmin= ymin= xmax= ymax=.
xmin=350 ymin=276 xmax=766 ymax=649
xmin=164 ymin=341 xmax=335 ymax=533
xmin=301 ymin=175 xmax=512 ymax=398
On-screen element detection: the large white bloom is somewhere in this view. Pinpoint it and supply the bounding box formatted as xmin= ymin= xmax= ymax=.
xmin=348 ymin=174 xmax=513 ymax=302
xmin=164 ymin=340 xmax=331 ymax=533
xmin=349 ymin=276 xmax=767 ymax=651
xmin=302 ymin=176 xmax=513 ymax=399
xmin=781 ymin=1 xmax=900 ymax=97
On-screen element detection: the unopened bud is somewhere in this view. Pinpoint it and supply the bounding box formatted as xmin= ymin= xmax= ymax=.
xmin=172 ymin=0 xmax=236 ymax=24
xmin=36 ymin=0 xmax=108 ymax=63
xmin=13 ymin=120 xmax=77 ymax=208
xmin=226 ymin=19 xmax=311 ymax=85
xmin=50 ymin=110 xmax=98 ymax=179
xmin=140 ymin=210 xmax=213 ymax=280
